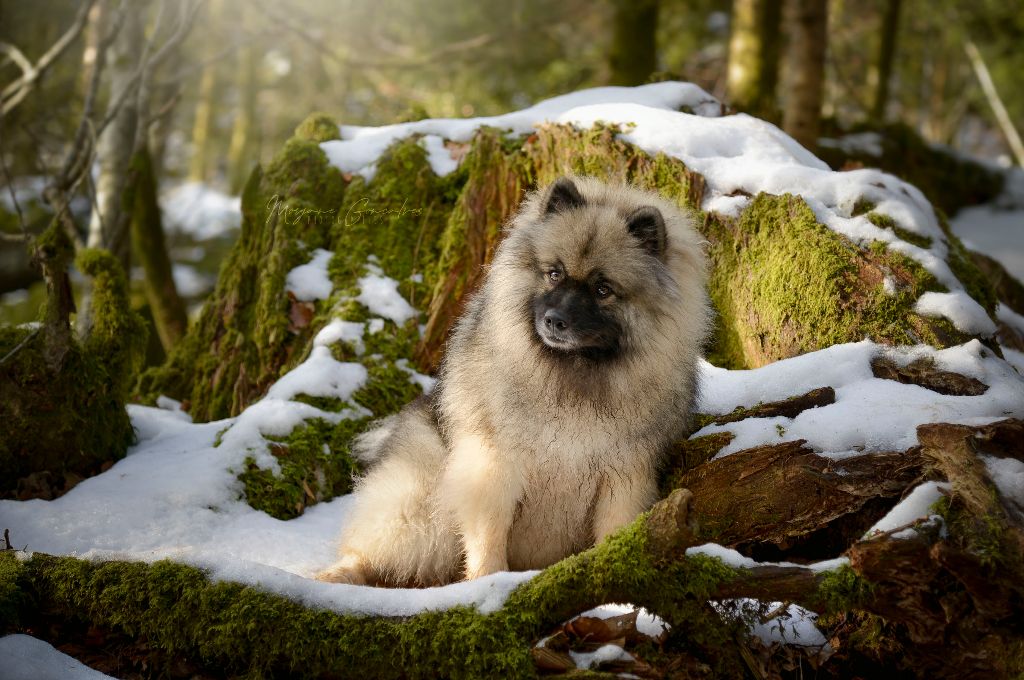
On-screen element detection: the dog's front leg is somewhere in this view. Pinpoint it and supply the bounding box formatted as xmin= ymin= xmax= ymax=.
xmin=591 ymin=465 xmax=658 ymax=544
xmin=441 ymin=434 xmax=524 ymax=580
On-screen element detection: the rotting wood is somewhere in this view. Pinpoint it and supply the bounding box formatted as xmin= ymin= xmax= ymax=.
xmin=871 ymin=356 xmax=988 ymax=396
xmin=676 ymin=440 xmax=926 ymax=559
xmin=708 ymin=385 xmax=836 ymax=425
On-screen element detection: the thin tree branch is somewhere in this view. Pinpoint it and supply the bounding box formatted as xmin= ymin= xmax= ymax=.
xmin=1 ymin=0 xmax=97 ymax=115
xmin=964 ymin=40 xmax=1024 ymax=167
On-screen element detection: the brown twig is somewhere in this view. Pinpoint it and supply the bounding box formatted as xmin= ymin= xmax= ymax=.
xmin=0 ymin=0 xmax=97 ymax=115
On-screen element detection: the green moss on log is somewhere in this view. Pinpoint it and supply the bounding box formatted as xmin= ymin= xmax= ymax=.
xmin=0 ymin=245 xmax=144 ymax=499
xmin=704 ymin=193 xmax=974 ymax=368
xmin=0 ymin=551 xmax=26 ymax=628
xmin=3 ymin=502 xmax=742 ymax=679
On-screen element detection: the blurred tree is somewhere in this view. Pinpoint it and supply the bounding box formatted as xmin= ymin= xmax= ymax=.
xmin=87 ymin=1 xmax=143 ymax=273
xmin=609 ymin=0 xmax=659 ymax=86
xmin=187 ymin=0 xmax=221 ymax=182
xmin=726 ymin=0 xmax=782 ymax=117
xmin=129 ymin=148 xmax=187 ymax=348
xmin=782 ymin=0 xmax=827 ymax=151
xmin=870 ymin=0 xmax=900 ymax=122
xmin=227 ymin=43 xmax=259 ymax=193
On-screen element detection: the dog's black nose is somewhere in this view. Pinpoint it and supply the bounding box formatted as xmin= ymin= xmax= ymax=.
xmin=543 ymin=308 xmax=569 ymax=333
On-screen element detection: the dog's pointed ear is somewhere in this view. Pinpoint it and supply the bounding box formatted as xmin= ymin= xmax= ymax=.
xmin=626 ymin=206 xmax=667 ymax=258
xmin=543 ymin=177 xmax=586 ymax=216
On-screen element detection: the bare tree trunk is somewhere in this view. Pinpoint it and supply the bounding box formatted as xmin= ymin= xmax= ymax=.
xmin=79 ymin=1 xmax=106 ymax=99
xmin=227 ymin=45 xmax=259 ymax=194
xmin=964 ymin=40 xmax=1024 ymax=167
xmin=187 ymin=0 xmax=221 ymax=183
xmin=870 ymin=0 xmax=900 ymax=122
xmin=726 ymin=0 xmax=783 ymax=118
xmin=86 ymin=5 xmax=143 ymax=273
xmin=781 ymin=0 xmax=828 ymax=152
xmin=129 ymin=148 xmax=187 ymax=350
xmin=608 ymin=0 xmax=659 ymax=86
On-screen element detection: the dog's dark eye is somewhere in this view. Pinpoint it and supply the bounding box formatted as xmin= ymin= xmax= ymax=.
xmin=595 ymin=284 xmax=612 ymax=299
xmin=547 ymin=269 xmax=562 ymax=283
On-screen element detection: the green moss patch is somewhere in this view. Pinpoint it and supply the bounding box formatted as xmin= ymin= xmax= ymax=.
xmin=239 ymin=417 xmax=363 ymax=520
xmin=0 ymin=239 xmax=145 ymax=499
xmin=294 ymin=112 xmax=342 ymax=143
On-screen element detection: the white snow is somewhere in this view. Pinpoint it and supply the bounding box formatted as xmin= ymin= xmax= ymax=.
xmin=319 ymin=80 xmax=999 ymax=333
xmin=0 ymin=400 xmax=531 ymax=619
xmin=863 ymin=481 xmax=951 ymax=537
xmin=172 ymin=262 xmax=214 ymax=297
xmin=161 ymin=182 xmax=242 ymax=240
xmin=696 ymin=340 xmax=1024 ymax=457
xmin=420 ymin=134 xmax=460 ymax=176
xmin=0 ymin=288 xmax=29 ymax=305
xmin=950 ymin=204 xmax=1024 ymax=282
xmin=914 ymin=290 xmax=996 ymax=335
xmin=686 ymin=544 xmax=850 ymax=573
xmin=315 ymin=318 xmax=367 ymax=354
xmin=575 ymin=603 xmax=668 ymax=639
xmin=750 ymin=603 xmax=829 ymax=648
xmin=983 ymin=455 xmax=1024 ymax=511
xmin=321 ymin=82 xmax=720 ymax=178
xmin=266 ymin=347 xmax=368 ymax=404
xmin=818 ymin=131 xmax=884 ymax=157
xmin=1003 ymin=347 xmax=1024 ymax=375
xmin=396 ymin=358 xmax=437 ymax=393
xmin=356 ymin=263 xmax=419 ymax=325
xmin=285 ymin=248 xmax=334 ymax=301
xmin=569 ymin=644 xmax=634 ymax=670
xmin=0 ymin=634 xmax=114 ymax=680
xmin=998 ymin=303 xmax=1024 ymax=337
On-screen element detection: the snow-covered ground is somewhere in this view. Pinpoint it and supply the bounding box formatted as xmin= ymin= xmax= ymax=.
xmin=0 ymin=635 xmax=114 ymax=680
xmin=1 ymin=83 xmax=1023 ymax=667
xmin=160 ymin=182 xmax=241 ymax=240
xmin=1 ymin=332 xmax=1018 ymax=620
xmin=951 ymin=204 xmax=1024 ymax=282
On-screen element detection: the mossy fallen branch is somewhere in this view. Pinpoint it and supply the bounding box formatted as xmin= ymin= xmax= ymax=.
xmin=0 ymin=491 xmax=739 ymax=679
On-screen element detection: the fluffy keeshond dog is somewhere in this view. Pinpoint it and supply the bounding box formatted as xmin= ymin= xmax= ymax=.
xmin=317 ymin=175 xmax=711 ymax=586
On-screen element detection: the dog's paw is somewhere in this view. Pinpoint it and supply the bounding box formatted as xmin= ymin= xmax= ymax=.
xmin=315 ymin=557 xmax=368 ymax=585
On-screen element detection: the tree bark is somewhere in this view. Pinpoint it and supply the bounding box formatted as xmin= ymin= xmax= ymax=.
xmin=227 ymin=44 xmax=259 ymax=194
xmin=726 ymin=0 xmax=783 ymax=118
xmin=608 ymin=0 xmax=659 ymax=86
xmin=186 ymin=1 xmax=222 ymax=183
xmin=964 ymin=40 xmax=1024 ymax=167
xmin=129 ymin=148 xmax=188 ymax=350
xmin=781 ymin=0 xmax=828 ymax=152
xmin=86 ymin=5 xmax=143 ymax=274
xmin=870 ymin=0 xmax=900 ymax=122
